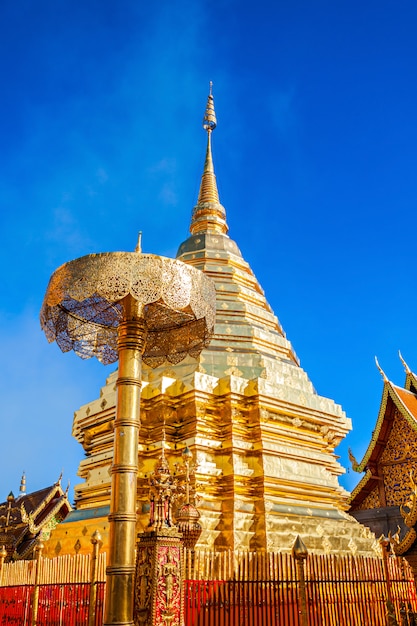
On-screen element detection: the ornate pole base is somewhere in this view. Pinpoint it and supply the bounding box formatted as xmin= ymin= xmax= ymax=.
xmin=134 ymin=529 xmax=184 ymax=626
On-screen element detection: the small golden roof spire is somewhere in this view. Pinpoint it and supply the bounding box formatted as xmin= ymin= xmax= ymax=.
xmin=190 ymin=84 xmax=228 ymax=236
xmin=19 ymin=472 xmax=26 ymax=494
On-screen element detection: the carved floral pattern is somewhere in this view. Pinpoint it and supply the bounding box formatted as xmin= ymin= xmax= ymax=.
xmin=380 ymin=411 xmax=417 ymax=464
xmin=383 ymin=461 xmax=417 ymax=507
xmin=356 ymin=487 xmax=380 ymax=511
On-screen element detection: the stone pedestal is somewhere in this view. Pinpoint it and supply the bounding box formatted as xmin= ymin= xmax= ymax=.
xmin=134 ymin=529 xmax=183 ymax=626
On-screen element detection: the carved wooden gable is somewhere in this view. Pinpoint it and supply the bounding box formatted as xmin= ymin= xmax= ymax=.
xmin=380 ymin=410 xmax=417 ymax=507
xmin=350 ymin=379 xmax=417 ymax=513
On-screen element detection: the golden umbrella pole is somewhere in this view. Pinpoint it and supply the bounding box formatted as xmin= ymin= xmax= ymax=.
xmin=105 ymin=299 xmax=145 ymax=624
xmin=40 ymin=249 xmax=216 ymax=626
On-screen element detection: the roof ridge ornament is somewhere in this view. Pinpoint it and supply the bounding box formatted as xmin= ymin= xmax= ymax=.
xmin=348 ymin=448 xmax=360 ymax=472
xmin=375 ymin=356 xmax=388 ymax=383
xmin=399 ymin=350 xmax=411 ymax=374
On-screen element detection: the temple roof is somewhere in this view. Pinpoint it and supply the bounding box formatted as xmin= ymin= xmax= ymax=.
xmin=0 ymin=477 xmax=72 ymax=560
xmin=350 ymin=356 xmax=417 ymax=504
xmin=352 ymin=384 xmax=417 ymax=475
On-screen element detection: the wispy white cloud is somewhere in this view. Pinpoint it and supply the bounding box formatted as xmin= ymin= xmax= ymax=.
xmin=45 ymin=206 xmax=94 ymax=254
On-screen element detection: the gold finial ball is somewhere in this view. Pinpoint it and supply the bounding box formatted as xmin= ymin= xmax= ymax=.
xmin=182 ymin=446 xmax=193 ymax=461
xmin=292 ymin=535 xmax=308 ymax=560
xmin=91 ymin=529 xmax=102 ymax=545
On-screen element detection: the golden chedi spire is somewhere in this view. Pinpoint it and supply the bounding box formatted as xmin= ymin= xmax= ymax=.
xmin=190 ymin=82 xmax=228 ymax=236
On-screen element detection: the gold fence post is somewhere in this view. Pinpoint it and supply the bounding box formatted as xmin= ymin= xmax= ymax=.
xmin=88 ymin=530 xmax=103 ymax=626
xmin=0 ymin=546 xmax=7 ymax=586
xmin=31 ymin=540 xmax=44 ymax=626
xmin=379 ymin=536 xmax=399 ymax=626
xmin=292 ymin=536 xmax=309 ymax=626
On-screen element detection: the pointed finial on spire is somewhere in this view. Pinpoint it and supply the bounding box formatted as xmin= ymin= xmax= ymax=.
xmin=19 ymin=472 xmax=26 ymax=494
xmin=375 ymin=356 xmax=388 ymax=382
xmin=399 ymin=350 xmax=411 ymax=374
xmin=190 ymin=84 xmax=228 ymax=236
xmin=202 ymin=82 xmax=217 ymax=132
xmin=135 ymin=232 xmax=142 ymax=253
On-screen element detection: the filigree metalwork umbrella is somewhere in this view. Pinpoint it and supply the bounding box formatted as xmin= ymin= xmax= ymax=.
xmin=40 ymin=248 xmax=216 ymax=626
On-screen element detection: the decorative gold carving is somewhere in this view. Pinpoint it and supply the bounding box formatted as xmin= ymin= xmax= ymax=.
xmin=148 ymin=449 xmax=182 ymax=531
xmin=382 ymin=462 xmax=417 ymax=507
xmin=390 ymin=472 xmax=417 ymax=556
xmin=394 ymin=528 xmax=417 ymax=556
xmin=348 ymin=538 xmax=358 ymax=555
xmin=134 ymin=548 xmax=152 ymax=623
xmin=380 ymin=412 xmax=417 ymax=464
xmin=134 ymin=535 xmax=183 ymax=626
xmin=322 ymin=536 xmax=332 ymax=554
xmin=356 ymin=487 xmax=380 ymax=511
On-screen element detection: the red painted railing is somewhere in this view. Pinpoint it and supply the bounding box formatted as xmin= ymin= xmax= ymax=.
xmin=0 ymin=583 xmax=105 ymax=626
xmin=183 ymin=577 xmax=417 ymax=626
xmin=0 ymin=559 xmax=416 ymax=625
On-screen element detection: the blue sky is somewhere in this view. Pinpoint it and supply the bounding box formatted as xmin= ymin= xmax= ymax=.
xmin=1 ymin=0 xmax=417 ymax=500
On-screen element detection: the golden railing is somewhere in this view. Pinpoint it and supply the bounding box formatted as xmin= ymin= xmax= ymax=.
xmin=0 ymin=544 xmax=416 ymax=625
xmin=184 ymin=549 xmax=417 ymax=626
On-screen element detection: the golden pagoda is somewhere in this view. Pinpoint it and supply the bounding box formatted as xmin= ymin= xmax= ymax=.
xmin=44 ymin=88 xmax=375 ymax=558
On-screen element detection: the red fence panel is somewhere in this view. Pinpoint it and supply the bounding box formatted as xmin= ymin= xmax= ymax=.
xmin=0 ymin=585 xmax=32 ymax=624
xmin=0 ymin=583 xmax=106 ymax=626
